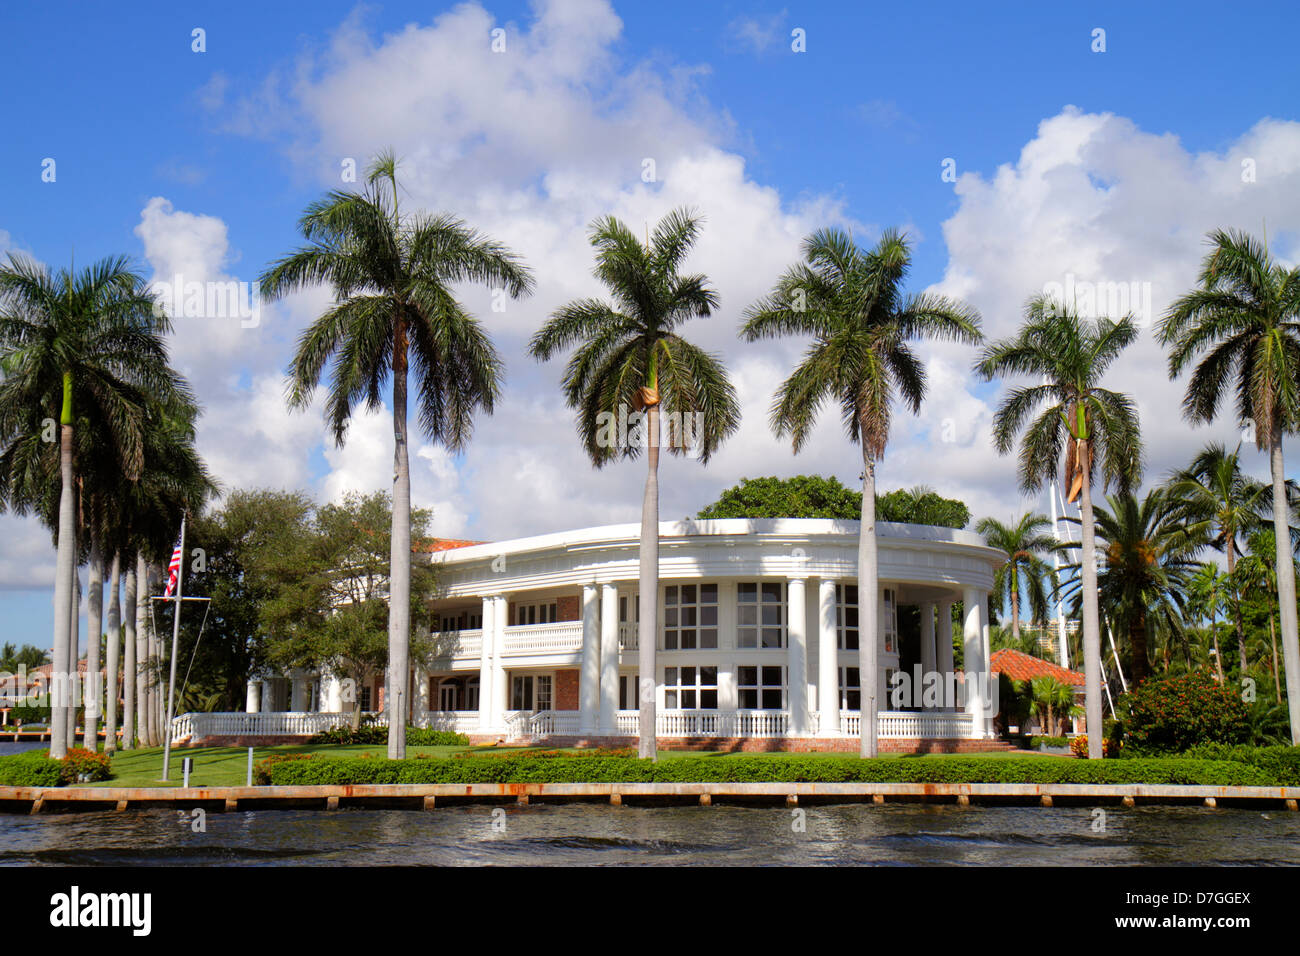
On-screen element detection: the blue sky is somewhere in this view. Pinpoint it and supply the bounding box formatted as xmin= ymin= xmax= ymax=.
xmin=2 ymin=0 xmax=1299 ymax=649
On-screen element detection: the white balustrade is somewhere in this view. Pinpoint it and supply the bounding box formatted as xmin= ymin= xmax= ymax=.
xmin=427 ymin=628 xmax=482 ymax=661
xmin=842 ymin=710 xmax=972 ymax=739
xmin=502 ymin=620 xmax=584 ymax=655
xmin=618 ymin=623 xmax=637 ymax=651
xmin=170 ymin=710 xmax=388 ymax=741
xmin=423 ymin=711 xmax=479 ymax=734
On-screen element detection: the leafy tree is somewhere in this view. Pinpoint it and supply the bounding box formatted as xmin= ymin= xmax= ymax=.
xmin=742 ymin=228 xmax=981 ymax=756
xmin=531 ymin=208 xmax=740 ymax=760
xmin=877 ymin=485 xmax=970 ymax=529
xmin=976 ymin=295 xmax=1142 ymax=758
xmin=1159 ymin=228 xmax=1300 ymax=744
xmin=975 ymin=512 xmax=1057 ymax=645
xmin=261 ymin=150 xmax=532 ymax=759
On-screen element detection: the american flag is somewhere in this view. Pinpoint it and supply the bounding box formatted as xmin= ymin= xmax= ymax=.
xmin=163 ymin=532 xmax=184 ymax=598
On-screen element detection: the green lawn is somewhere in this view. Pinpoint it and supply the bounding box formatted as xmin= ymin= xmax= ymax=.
xmin=80 ymin=743 xmax=1057 ymax=788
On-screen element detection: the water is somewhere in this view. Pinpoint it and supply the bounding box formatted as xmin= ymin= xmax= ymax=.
xmin=0 ymin=742 xmax=45 ymax=756
xmin=1 ymin=803 xmax=1297 ymax=866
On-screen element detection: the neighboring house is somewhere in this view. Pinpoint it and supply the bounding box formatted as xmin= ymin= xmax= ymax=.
xmin=225 ymin=518 xmax=1009 ymax=752
xmin=989 ymin=647 xmax=1087 ymax=736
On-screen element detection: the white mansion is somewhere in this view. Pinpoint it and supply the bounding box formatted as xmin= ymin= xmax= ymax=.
xmin=204 ymin=518 xmax=1008 ymax=752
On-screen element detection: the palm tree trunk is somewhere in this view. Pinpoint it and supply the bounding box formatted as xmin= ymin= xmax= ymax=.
xmin=121 ymin=556 xmax=136 ymax=750
xmin=135 ymin=554 xmax=150 ymax=747
xmin=1211 ymin=622 xmax=1225 ymax=682
xmin=1010 ymin=578 xmax=1021 ymax=647
xmin=637 ymin=401 xmax=660 ymax=761
xmin=1226 ymin=546 xmax=1248 ymax=677
xmin=84 ymin=535 xmax=104 ymax=749
xmin=49 ymin=415 xmax=76 ymax=760
xmin=1268 ymin=430 xmax=1300 ymax=745
xmin=145 ymin=563 xmax=159 ymax=748
xmin=1077 ymin=443 xmax=1105 ymax=760
xmin=858 ymin=450 xmax=880 ymax=758
xmin=66 ymin=560 xmax=79 ymax=752
xmin=386 ymin=316 xmax=411 ymax=760
xmin=104 ymin=551 xmax=121 ymax=753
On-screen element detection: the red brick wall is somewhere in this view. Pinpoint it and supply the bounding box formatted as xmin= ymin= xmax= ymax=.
xmin=557 ymin=595 xmax=580 ymax=622
xmin=554 ymin=669 xmax=579 ymax=710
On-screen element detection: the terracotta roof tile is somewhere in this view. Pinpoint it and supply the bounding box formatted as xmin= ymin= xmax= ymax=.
xmin=989 ymin=648 xmax=1085 ymax=687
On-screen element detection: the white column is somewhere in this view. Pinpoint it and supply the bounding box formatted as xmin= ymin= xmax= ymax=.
xmin=937 ymin=602 xmax=955 ymax=710
xmin=492 ymin=594 xmax=508 ymax=732
xmin=962 ymin=586 xmax=988 ymax=737
xmin=319 ymin=670 xmax=341 ymax=713
xmin=414 ymin=666 xmax=429 ymax=728
xmin=579 ymin=584 xmax=600 ymax=734
xmin=245 ymin=680 xmax=260 ymax=714
xmin=290 ymin=673 xmax=309 ymax=711
xmin=478 ymin=595 xmax=494 ymax=733
xmin=817 ymin=578 xmax=839 ymax=737
xmin=920 ymin=601 xmax=937 ymax=709
xmin=786 ymin=576 xmax=809 ymax=736
xmin=599 ymin=584 xmax=619 ymax=734
xmin=259 ymin=679 xmax=271 ymax=713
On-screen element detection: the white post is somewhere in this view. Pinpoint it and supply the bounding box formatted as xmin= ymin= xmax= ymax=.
xmin=414 ymin=666 xmax=429 ymax=727
xmin=937 ymin=601 xmax=955 ymax=710
xmin=245 ymin=680 xmax=260 ymax=714
xmin=786 ymin=576 xmax=808 ymax=736
xmin=478 ymin=595 xmax=494 ymax=734
xmin=817 ymin=579 xmax=839 ymax=737
xmin=920 ymin=602 xmax=937 ymax=709
xmin=962 ymin=587 xmax=988 ymax=737
xmin=579 ymin=584 xmax=600 ymax=734
xmin=599 ymin=584 xmax=619 ymax=735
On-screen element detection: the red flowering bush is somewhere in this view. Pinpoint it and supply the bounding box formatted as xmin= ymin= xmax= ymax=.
xmin=59 ymin=747 xmax=111 ymax=784
xmin=1123 ymin=672 xmax=1249 ymax=754
xmin=1069 ymin=735 xmax=1120 ymax=758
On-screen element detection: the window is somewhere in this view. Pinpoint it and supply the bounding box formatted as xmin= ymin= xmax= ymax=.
xmin=434 ymin=609 xmax=482 ymax=632
xmin=664 ymin=666 xmax=718 ymax=710
xmin=664 ymin=583 xmax=719 ymax=650
xmin=359 ymin=685 xmax=372 ymax=712
xmin=835 ymin=586 xmax=897 ymax=653
xmin=738 ymin=665 xmax=784 ymax=710
xmin=619 ymin=594 xmax=639 ymax=624
xmin=618 ymin=673 xmax=641 ymax=710
xmin=515 ymin=602 xmax=557 ymax=625
xmin=839 ymin=666 xmax=860 ymax=711
xmin=737 ymin=582 xmax=785 ymax=648
xmin=511 ymin=674 xmax=553 ymax=710
xmin=836 ymin=584 xmax=859 ymax=650
xmin=465 ymin=678 xmax=479 ymax=712
xmin=883 ymin=588 xmax=897 ymax=655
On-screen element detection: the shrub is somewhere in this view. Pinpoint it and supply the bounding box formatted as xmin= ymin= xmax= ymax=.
xmin=1029 ymin=736 xmax=1069 ymax=749
xmin=256 ymin=753 xmax=1275 ymax=787
xmin=307 ymin=725 xmax=470 ymax=746
xmin=59 ymin=747 xmax=111 ymax=784
xmin=1123 ymin=672 xmax=1250 ymax=753
xmin=0 ymin=750 xmax=63 ymax=787
xmin=1180 ymin=744 xmax=1300 ymax=787
xmin=1070 ymin=735 xmax=1120 ymax=758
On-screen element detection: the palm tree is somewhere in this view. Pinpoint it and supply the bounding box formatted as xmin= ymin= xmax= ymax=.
xmin=976 ymin=296 xmax=1142 ymax=758
xmin=530 ymin=208 xmax=739 ymax=760
xmin=1186 ymin=563 xmax=1227 ymax=682
xmin=975 ymin=513 xmax=1057 ymax=647
xmin=261 ymin=151 xmax=533 ymax=759
xmin=1165 ymin=443 xmax=1268 ymax=678
xmin=1061 ymin=489 xmax=1202 ymax=684
xmin=0 ymin=254 xmax=180 ymax=759
xmin=1235 ymin=528 xmax=1291 ymax=703
xmin=1159 ymin=228 xmax=1300 ymax=743
xmin=743 ymin=228 xmax=982 ymax=756
xmin=1026 ymin=675 xmax=1076 ymax=736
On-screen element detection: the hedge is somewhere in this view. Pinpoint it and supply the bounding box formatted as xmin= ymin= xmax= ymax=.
xmin=257 ymin=753 xmax=1277 ymax=787
xmin=0 ymin=747 xmax=110 ymax=786
xmin=308 ymin=725 xmax=471 ymax=746
xmin=1178 ymin=744 xmax=1300 ymax=787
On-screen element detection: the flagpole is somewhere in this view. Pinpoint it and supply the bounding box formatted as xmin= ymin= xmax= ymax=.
xmin=161 ymin=513 xmax=186 ymax=783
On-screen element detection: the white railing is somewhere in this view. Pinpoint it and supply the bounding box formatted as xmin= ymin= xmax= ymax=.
xmin=422 ymin=710 xmax=479 ymax=734
xmin=427 ymin=628 xmax=482 ymax=661
xmin=502 ymin=620 xmax=583 ymax=655
xmin=618 ymin=623 xmax=637 ymax=651
xmin=613 ymin=710 xmax=793 ymax=738
xmin=841 ymin=710 xmax=974 ymax=739
xmin=170 ymin=711 xmax=387 ymax=741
